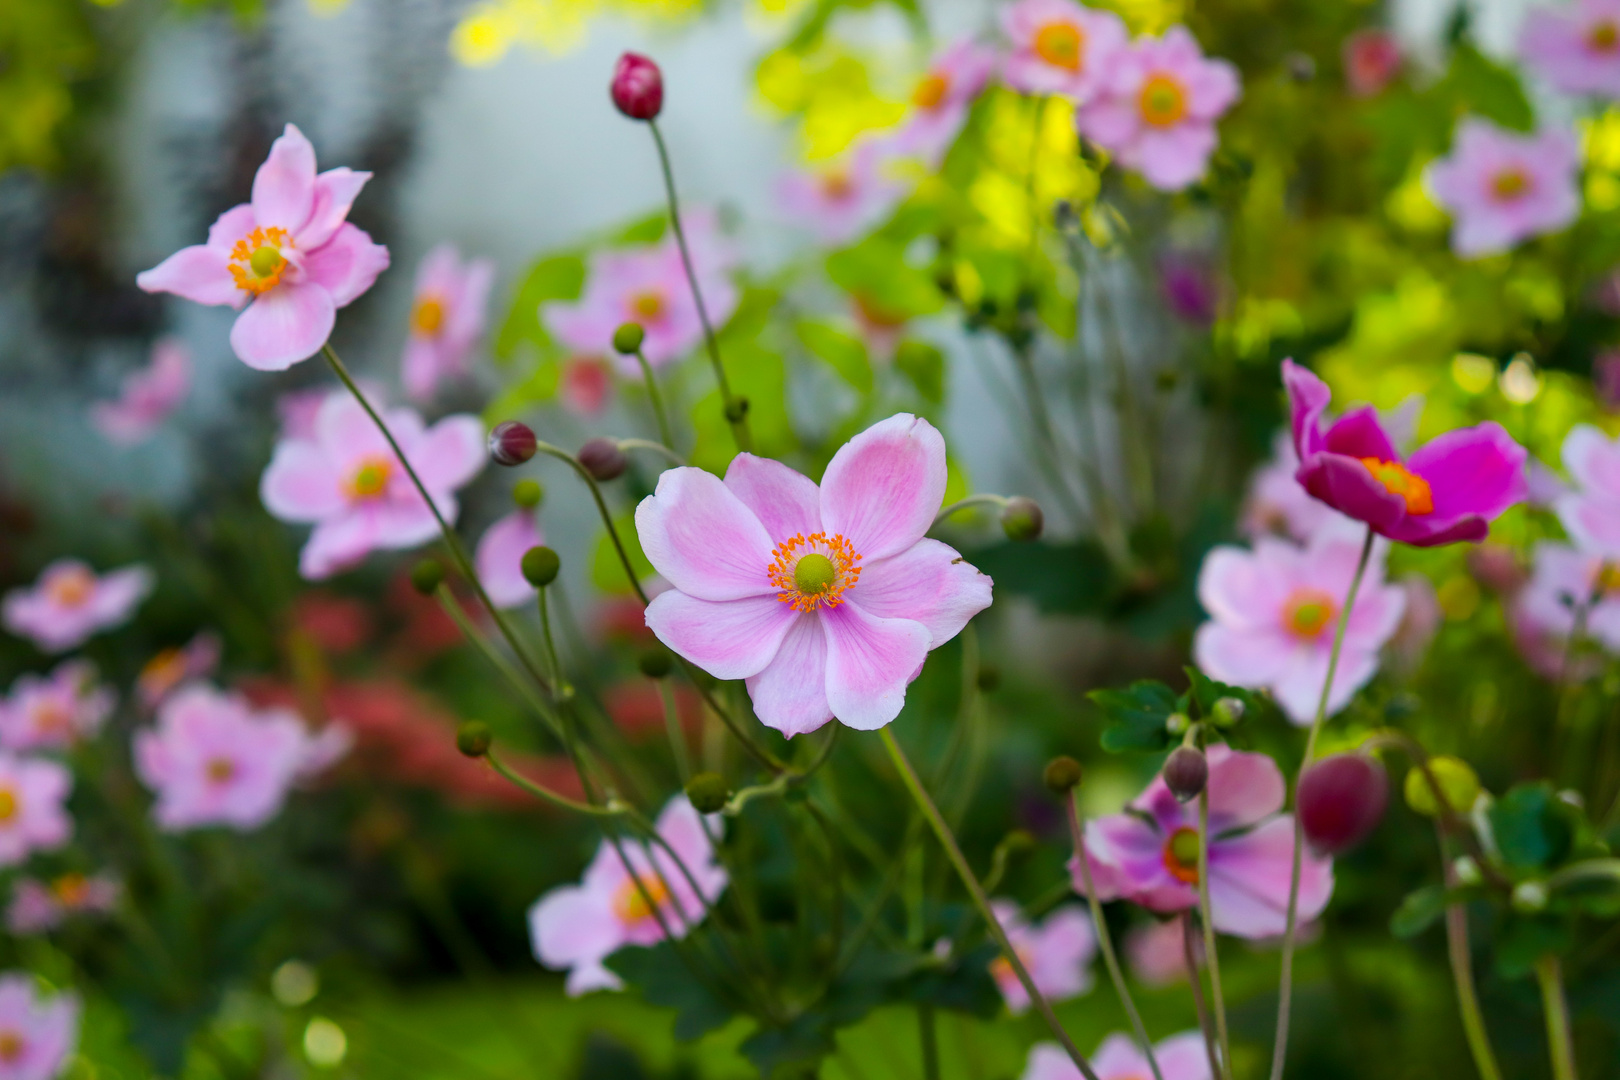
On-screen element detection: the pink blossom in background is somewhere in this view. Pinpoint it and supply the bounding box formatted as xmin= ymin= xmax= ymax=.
xmin=1073 ymin=745 xmax=1334 ymax=938
xmin=528 ymin=796 xmax=727 ymax=995
xmin=1343 ymin=29 xmax=1401 ymax=97
xmin=1594 ymin=351 xmax=1620 ymax=409
xmin=1284 ymin=360 xmax=1527 ymax=546
xmin=135 ymin=124 xmax=389 ymax=371
xmin=1125 ymin=916 xmax=1196 ymax=987
xmin=636 ymin=414 xmax=993 ymax=737
xmin=1389 ymin=573 xmax=1443 ymax=672
xmin=0 ymin=661 xmax=113 ymax=752
xmin=0 ymin=975 xmax=77 ymax=1080
xmin=776 ymin=141 xmax=907 ymax=246
xmin=1424 ymin=119 xmax=1580 ymax=258
xmin=1158 ymin=249 xmax=1222 ymax=324
xmin=1556 ymin=424 xmax=1620 ymax=556
xmin=91 ymin=337 xmax=190 ymax=446
xmin=561 ymin=357 xmax=613 ymax=416
xmin=134 ymin=683 xmax=349 ymax=832
xmin=475 ymin=511 xmax=546 ymax=609
xmin=1526 ymin=457 xmax=1573 ymax=510
xmin=259 ymin=391 xmax=484 ymax=579
xmin=401 ymin=244 xmax=496 ymax=402
xmin=1 ymin=560 xmax=153 ymax=654
xmin=988 ymin=899 xmax=1095 ymax=1013
xmin=1076 ymin=26 xmax=1241 ymax=191
xmin=0 ymin=755 xmax=71 ymax=868
xmin=1023 ymin=1031 xmax=1211 ymax=1080
xmin=1194 ymin=532 xmax=1405 ymax=723
xmin=136 ymin=633 xmax=222 ymax=711
xmin=1000 ymin=0 xmax=1127 ymax=100
xmin=1522 ymin=0 xmax=1620 ymax=98
xmin=1241 ymin=432 xmax=1355 ymax=543
xmin=892 ymin=38 xmax=999 ymax=165
xmin=1517 ymin=541 xmax=1620 ymax=654
xmin=543 ymin=209 xmax=738 ymax=370
xmin=7 ymin=874 xmax=120 ymax=936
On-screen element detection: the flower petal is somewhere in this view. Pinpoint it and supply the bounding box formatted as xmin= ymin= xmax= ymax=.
xmin=298 ymin=168 xmax=372 ymax=250
xmin=410 ymin=414 xmax=485 ymax=494
xmin=1282 ymin=359 xmax=1331 ymax=459
xmin=229 ymin=283 xmax=336 ymax=372
xmin=1194 ymin=622 xmax=1293 ymax=688
xmin=819 ymin=414 xmax=948 ymax=561
xmin=723 ymin=454 xmax=822 ymax=541
xmin=136 ymin=245 xmax=242 ymax=308
xmin=1296 ymin=453 xmax=1407 ymax=532
xmin=260 ymin=441 xmax=344 ymax=523
xmin=636 ymin=468 xmax=777 ymax=601
xmin=850 ymin=539 xmax=991 ymax=648
xmin=1562 ymin=424 xmax=1620 ymax=498
xmin=1204 ymin=744 xmax=1286 ymax=828
xmin=820 ymin=602 xmax=930 ymax=729
xmin=252 ymin=124 xmax=318 ymax=232
xmin=301 ymin=223 xmax=390 ymax=308
xmin=1407 ymin=421 xmax=1528 ymax=526
xmin=475 ymin=511 xmax=543 ymax=609
xmin=529 ymin=883 xmax=625 ymax=974
xmin=745 ymin=613 xmax=833 ymax=737
xmin=299 ymin=513 xmax=380 ymax=580
xmin=1323 ymin=405 xmax=1400 ymax=462
xmin=1208 ymin=816 xmax=1333 ymax=938
xmin=645 ymin=592 xmax=796 ymax=680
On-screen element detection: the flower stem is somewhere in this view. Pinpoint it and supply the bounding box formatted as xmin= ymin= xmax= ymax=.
xmin=485 ymin=749 xmax=621 ymax=817
xmin=619 ymin=437 xmax=685 ymax=467
xmin=918 ymin=1003 xmax=941 ymax=1080
xmin=1268 ymin=524 xmax=1377 ymax=1080
xmin=631 ymin=346 xmax=676 ymax=450
xmin=433 ymin=585 xmax=565 ymax=741
xmin=1196 ymin=784 xmax=1233 ymax=1080
xmin=932 ymin=493 xmax=1009 ymax=529
xmin=1536 ymin=955 xmax=1580 ymax=1080
xmin=659 ymin=680 xmax=692 ymax=782
xmin=1440 ymin=826 xmax=1504 ymax=1080
xmin=879 ymin=728 xmax=1102 ymax=1080
xmin=537 ymin=586 xmax=572 ymax=698
xmin=1183 ymin=913 xmax=1223 ymax=1080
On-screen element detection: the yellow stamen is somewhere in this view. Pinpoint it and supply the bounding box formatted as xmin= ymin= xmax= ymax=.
xmin=52 ymin=873 xmax=90 ymax=907
xmin=45 ymin=566 xmax=95 ymax=609
xmin=768 ymin=533 xmax=863 ymax=612
xmin=227 ymin=226 xmax=294 ymax=296
xmin=913 ymin=72 xmax=950 ymax=110
xmin=0 ymin=1031 xmax=23 ymax=1064
xmin=1591 ymin=20 xmax=1619 ymax=51
xmin=612 ymin=872 xmax=671 ymax=923
xmin=1359 ymin=457 xmax=1434 ymax=514
xmin=1491 ymin=168 xmax=1529 ymax=201
xmin=346 ymin=455 xmax=394 ymax=501
xmin=30 ymin=700 xmax=72 ymax=736
xmin=0 ymin=788 xmax=17 ymax=823
xmin=411 ymin=296 xmax=447 ymax=336
xmin=630 ymin=290 xmax=666 ymax=322
xmin=1282 ymin=587 xmax=1337 ymax=639
xmin=1138 ymin=74 xmax=1188 ymax=127
xmin=206 ymin=758 xmax=236 ymax=784
xmin=1033 ymin=22 xmax=1084 ymax=71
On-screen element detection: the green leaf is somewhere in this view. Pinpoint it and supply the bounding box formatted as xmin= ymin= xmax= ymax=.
xmin=1438 ymin=45 xmax=1534 ymax=132
xmin=1184 ymin=667 xmax=1257 ymax=718
xmin=796 ymin=319 xmax=873 ymax=394
xmin=1489 ymin=782 xmax=1574 ymax=875
xmin=1494 ymin=915 xmax=1574 ymax=980
xmin=1389 ymin=885 xmax=1448 ymax=939
xmin=826 ymin=239 xmax=944 ymax=320
xmin=493 ymin=254 xmax=585 ymax=363
xmin=606 ymin=941 xmax=736 ymax=1041
xmin=1089 ymin=680 xmax=1179 ymax=753
xmin=738 ymin=1015 xmax=835 ymax=1078
xmin=894 ymin=339 xmax=945 ymax=403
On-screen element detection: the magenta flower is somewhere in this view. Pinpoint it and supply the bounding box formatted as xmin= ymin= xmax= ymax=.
xmin=1194 ymin=533 xmax=1405 ymax=724
xmin=1523 ymin=0 xmax=1620 ymax=98
xmin=1023 ymin=1031 xmax=1211 ymax=1080
xmin=1073 ymin=745 xmax=1334 ymax=938
xmin=91 ymin=337 xmax=190 ymax=446
xmin=0 ymin=975 xmax=77 ymax=1080
xmin=1283 ymin=359 xmax=1527 ymax=546
xmin=2 ymin=560 xmax=153 ymax=654
xmin=402 ymin=244 xmax=496 ymax=402
xmin=1343 ymin=29 xmax=1401 ymax=97
xmin=1076 ymin=26 xmax=1241 ymax=191
xmin=1424 ymin=118 xmax=1580 ymax=257
xmin=1516 ymin=541 xmax=1620 ymax=655
xmin=528 ymin=796 xmax=726 ymax=995
xmin=259 ymin=390 xmax=484 ymax=580
xmin=1000 ymin=0 xmax=1128 ymax=100
xmin=635 ymin=414 xmax=993 ymax=737
xmin=989 ymin=899 xmax=1095 ymax=1013
xmin=0 ymin=662 xmax=113 ymax=752
xmin=475 ymin=511 xmax=546 ymax=609
xmin=0 ymin=755 xmax=71 ymax=868
xmin=891 ymin=37 xmax=999 ymax=165
xmin=776 ymin=141 xmax=907 ymax=246
xmin=7 ymin=874 xmax=120 ymax=936
xmin=136 ymin=124 xmax=389 ymax=371
xmin=135 ymin=632 xmax=222 ymax=711
xmin=1555 ymin=424 xmax=1620 ymax=556
xmin=134 ymin=683 xmax=347 ymax=832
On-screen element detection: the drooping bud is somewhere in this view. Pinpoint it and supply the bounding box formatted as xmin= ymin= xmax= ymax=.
xmin=1163 ymin=746 xmax=1208 ymax=803
xmin=1210 ymin=697 xmax=1245 ymax=728
xmin=613 ymin=322 xmax=646 ymax=355
xmin=1043 ymin=756 xmax=1083 ymax=794
xmin=1453 ymin=856 xmax=1482 ymax=886
xmin=513 ymin=479 xmax=543 ymax=509
xmin=489 ymin=420 xmax=537 ymax=466
xmin=1000 ymin=496 xmax=1044 ymax=542
xmin=578 ymin=438 xmax=628 ymax=481
xmin=456 ymin=720 xmax=492 ymax=758
xmin=1297 ymin=753 xmax=1389 ymax=855
xmin=521 ymin=546 xmax=561 ymax=588
xmin=611 ymin=52 xmax=664 ymax=120
xmin=1403 ymin=756 xmax=1481 ymax=818
xmin=638 ymin=649 xmax=673 ymax=679
xmin=410 ymin=559 xmax=445 ymax=596
xmin=1165 ymin=712 xmax=1191 ymax=737
xmin=685 ymin=771 xmax=729 ymax=814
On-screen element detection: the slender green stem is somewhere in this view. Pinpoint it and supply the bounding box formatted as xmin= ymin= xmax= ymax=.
xmin=434 ymin=585 xmax=565 ymax=742
xmin=659 ymin=680 xmax=692 ymax=782
xmin=918 ymin=1003 xmax=941 ymax=1080
xmin=619 ymin=437 xmax=685 ymax=466
xmin=537 ymin=586 xmax=572 ymax=698
xmin=1269 ymin=524 xmax=1377 ymax=1080
xmin=485 ymin=749 xmax=622 ymax=817
xmin=1536 ymin=954 xmax=1579 ymax=1080
xmin=1183 ymin=913 xmax=1222 ymax=1080
xmin=631 ymin=347 xmax=676 ymax=449
xmin=932 ymin=493 xmax=1009 ymax=529
xmin=879 ymin=728 xmax=1102 ymax=1080
xmin=1439 ymin=826 xmax=1504 ymax=1080
xmin=1196 ymin=784 xmax=1233 ymax=1080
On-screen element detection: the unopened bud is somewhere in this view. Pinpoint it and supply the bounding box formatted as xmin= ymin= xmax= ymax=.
xmin=1297 ymin=753 xmax=1389 ymax=855
xmin=724 ymin=397 xmax=751 ymax=423
xmin=1043 ymin=755 xmax=1083 ymax=794
xmin=410 ymin=559 xmax=444 ymax=596
xmin=489 ymin=420 xmax=537 ymax=466
xmin=611 ymin=52 xmax=664 ymax=120
xmin=685 ymin=771 xmax=729 ymax=814
xmin=1163 ymin=746 xmax=1208 ymax=802
xmin=1511 ymin=880 xmax=1548 ymax=913
xmin=1165 ymin=712 xmax=1191 ymax=736
xmin=613 ymin=322 xmax=646 ymax=355
xmin=1211 ymin=697 xmax=1245 ymax=728
xmin=578 ymin=438 xmax=628 ymax=481
xmin=513 ymin=479 xmax=543 ymax=509
xmin=456 ymin=720 xmax=492 ymax=758
xmin=1453 ymin=856 xmax=1482 ymax=886
xmin=521 ymin=546 xmax=561 ymax=588
xmin=638 ymin=649 xmax=673 ymax=679
xmin=1404 ymin=756 xmax=1481 ymax=818
xmin=1000 ymin=496 xmax=1044 ymax=542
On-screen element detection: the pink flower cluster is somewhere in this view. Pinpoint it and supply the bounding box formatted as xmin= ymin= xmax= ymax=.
xmin=91 ymin=337 xmax=190 ymax=447
xmin=2 ymin=561 xmax=152 ymax=654
xmin=1023 ymin=1031 xmax=1210 ymax=1080
xmin=7 ymin=874 xmax=119 ymax=936
xmin=0 ymin=662 xmax=113 ymax=752
xmin=1522 ymin=0 xmax=1620 ymax=99
xmin=989 ymin=899 xmax=1095 ymax=1013
xmin=1425 ymin=118 xmax=1580 ymax=258
xmin=0 ymin=976 xmax=77 ymax=1080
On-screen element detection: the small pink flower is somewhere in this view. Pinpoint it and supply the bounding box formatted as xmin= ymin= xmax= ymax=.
xmin=1125 ymin=916 xmax=1196 ymax=987
xmin=1073 ymin=745 xmax=1334 ymax=938
xmin=1241 ymin=432 xmax=1354 ymax=542
xmin=561 ymin=357 xmax=613 ymax=416
xmin=475 ymin=511 xmax=546 ymax=609
xmin=891 ymin=38 xmax=999 ymax=165
xmin=135 ymin=633 xmax=222 ymax=711
xmin=1425 ymin=118 xmax=1580 ymax=258
xmin=989 ymin=899 xmax=1095 ymax=1013
xmin=635 ymin=414 xmax=993 ymax=737
xmin=1555 ymin=424 xmax=1620 ymax=556
xmin=544 ymin=210 xmax=738 ymax=369
xmin=1000 ymin=0 xmax=1128 ymax=100
xmin=91 ymin=337 xmax=190 ymax=446
xmin=1517 ymin=541 xmax=1620 ymax=654
xmin=136 ymin=124 xmax=389 ymax=371
xmin=1343 ymin=29 xmax=1401 ymax=97
xmin=7 ymin=874 xmax=120 ymax=936
xmin=0 ymin=975 xmax=77 ymax=1080
xmin=2 ymin=560 xmax=153 ymax=654
xmin=1194 ymin=533 xmax=1405 ymax=723
xmin=1076 ymin=26 xmax=1241 ymax=191
xmin=528 ymin=796 xmax=726 ymax=995
xmin=259 ymin=390 xmax=484 ymax=580
xmin=0 ymin=662 xmax=113 ymax=752
xmin=134 ymin=683 xmax=347 ymax=832
xmin=1522 ymin=0 xmax=1620 ymax=98
xmin=0 ymin=755 xmax=71 ymax=868
xmin=776 ymin=141 xmax=907 ymax=246
xmin=1023 ymin=1031 xmax=1211 ymax=1080
xmin=402 ymin=244 xmax=495 ymax=402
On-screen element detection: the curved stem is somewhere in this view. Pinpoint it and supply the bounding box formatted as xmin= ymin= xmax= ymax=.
xmin=1536 ymin=954 xmax=1580 ymax=1080
xmin=537 ymin=586 xmax=572 ymax=698
xmin=619 ymin=437 xmax=685 ymax=467
xmin=918 ymin=1004 xmax=941 ymax=1080
xmin=1196 ymin=784 xmax=1232 ymax=1080
xmin=932 ymin=493 xmax=1009 ymax=529
xmin=434 ymin=585 xmax=564 ymax=742
xmin=631 ymin=347 xmax=676 ymax=450
xmin=659 ymin=679 xmax=692 ymax=782
xmin=1183 ymin=913 xmax=1222 ymax=1080
xmin=485 ymin=749 xmax=623 ymax=817
xmin=1439 ymin=825 xmax=1504 ymax=1080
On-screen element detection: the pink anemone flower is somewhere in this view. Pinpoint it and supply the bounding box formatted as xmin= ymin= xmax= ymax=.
xmin=1125 ymin=916 xmax=1196 ymax=987
xmin=0 ymin=975 xmax=77 ymax=1080
xmin=1241 ymin=431 xmax=1356 ymax=543
xmin=776 ymin=141 xmax=907 ymax=246
xmin=1024 ymin=1031 xmax=1212 ymax=1080
xmin=1284 ymin=359 xmax=1527 ymax=546
xmin=1076 ymin=26 xmax=1242 ymax=191
xmin=91 ymin=337 xmax=190 ymax=446
xmin=1522 ymin=0 xmax=1620 ymax=99
xmin=1554 ymin=424 xmax=1620 ymax=556
xmin=0 ymin=661 xmax=114 ymax=752
xmin=1194 ymin=532 xmax=1406 ymax=723
xmin=528 ymin=796 xmax=726 ymax=996
xmin=635 ymin=414 xmax=994 ymax=737
xmin=989 ymin=900 xmax=1096 ymax=1013
xmin=136 ymin=632 xmax=222 ymax=711
xmin=2 ymin=560 xmax=153 ymax=654
xmin=136 ymin=124 xmax=389 ymax=371
xmin=402 ymin=244 xmax=496 ymax=402
xmin=1073 ymin=745 xmax=1334 ymax=938
xmin=475 ymin=511 xmax=546 ymax=609
xmin=0 ymin=755 xmax=72 ymax=868
xmin=1516 ymin=541 xmax=1620 ymax=655
xmin=1424 ymin=118 xmax=1580 ymax=258
xmin=1000 ymin=0 xmax=1128 ymax=101
xmin=259 ymin=390 xmax=484 ymax=580
xmin=892 ymin=38 xmax=999 ymax=165
xmin=7 ymin=874 xmax=120 ymax=936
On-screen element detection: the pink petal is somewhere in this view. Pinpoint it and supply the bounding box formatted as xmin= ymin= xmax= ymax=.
xmin=229 ymin=283 xmax=336 ymax=372
xmin=1196 ymin=544 xmax=1293 ymax=629
xmin=528 ymin=883 xmax=626 ymax=973
xmin=1133 ymin=124 xmax=1217 ymax=190
xmin=410 ymin=414 xmax=485 ymax=495
xmin=1562 ymin=424 xmax=1620 ymax=497
xmin=850 ymin=539 xmax=992 ymax=647
xmin=745 ymin=613 xmax=833 ymax=737
xmin=635 ymin=468 xmax=777 ymax=601
xmin=299 ymin=513 xmax=381 ymax=580
xmin=207 ymin=204 xmax=258 ymax=247
xmin=260 ymin=441 xmax=345 ymax=523
xmin=1152 ymin=1032 xmax=1213 ymax=1080
xmin=298 ymin=168 xmax=372 ymax=250
xmin=301 ymin=223 xmax=390 ymax=308
xmin=475 ymin=511 xmax=543 ymax=609
xmin=723 ymin=454 xmax=823 ymax=542
xmin=1204 ymin=744 xmax=1286 ymax=827
xmin=820 ymin=602 xmax=930 ymax=729
xmin=1091 ymin=1033 xmax=1151 ymax=1079
xmin=1208 ymin=816 xmax=1333 ymax=938
xmin=819 ymin=414 xmax=947 ymax=561
xmin=1021 ymin=1043 xmax=1081 ymax=1080
xmin=1282 ymin=358 xmax=1331 ymax=459
xmin=252 ymin=124 xmax=318 ymax=232
xmin=645 ymin=592 xmax=796 ymax=680
xmin=136 ymin=245 xmax=242 ymax=308
xmin=401 ymin=337 xmax=445 ymax=401
xmin=1407 ymin=422 xmax=1528 ymax=525
xmin=1323 ymin=405 xmax=1401 ymax=462
xmin=1270 ymin=646 xmax=1380 ymax=726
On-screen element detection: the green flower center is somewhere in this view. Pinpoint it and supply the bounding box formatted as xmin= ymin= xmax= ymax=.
xmin=249 ymin=244 xmax=285 ymax=279
xmin=794 ymin=553 xmax=838 ymax=595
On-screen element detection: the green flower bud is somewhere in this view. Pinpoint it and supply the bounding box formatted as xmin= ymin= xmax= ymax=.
xmin=1211 ymin=697 xmax=1245 ymax=728
xmin=1404 ymin=757 xmax=1481 ymax=818
xmin=513 ymin=479 xmax=543 ymax=509
xmin=456 ymin=720 xmax=492 ymax=758
xmin=1165 ymin=712 xmax=1191 ymax=736
xmin=1511 ymin=880 xmax=1548 ymax=913
xmin=410 ymin=559 xmax=445 ymax=596
xmin=521 ymin=546 xmax=561 ymax=588
xmin=685 ymin=771 xmax=729 ymax=814
xmin=1043 ymin=756 xmax=1083 ymax=794
xmin=612 ymin=322 xmax=646 ymax=355
xmin=1453 ymin=856 xmax=1482 ymax=886
xmin=724 ymin=397 xmax=750 ymax=423
xmin=1000 ymin=496 xmax=1044 ymax=542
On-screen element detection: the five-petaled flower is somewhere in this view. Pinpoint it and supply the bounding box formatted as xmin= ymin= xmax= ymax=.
xmin=1424 ymin=118 xmax=1580 ymax=258
xmin=1023 ymin=1030 xmax=1212 ymax=1080
xmin=1517 ymin=540 xmax=1620 ymax=656
xmin=776 ymin=140 xmax=907 ymax=245
xmin=1522 ymin=0 xmax=1620 ymax=99
xmin=1000 ymin=0 xmax=1128 ymax=100
xmin=91 ymin=337 xmax=191 ymax=447
xmin=7 ymin=874 xmax=120 ymax=936
xmin=0 ymin=754 xmax=72 ymax=869
xmin=0 ymin=661 xmax=113 ymax=752
xmin=988 ymin=899 xmax=1096 ymax=1014
xmin=892 ymin=37 xmax=1000 ymax=165
xmin=0 ymin=974 xmax=77 ymax=1080
xmin=1 ymin=560 xmax=153 ymax=655
xmin=402 ymin=243 xmax=496 ymax=402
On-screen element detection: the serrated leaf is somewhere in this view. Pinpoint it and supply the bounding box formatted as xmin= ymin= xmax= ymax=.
xmin=606 ymin=940 xmax=736 ymax=1040
xmin=1090 ymin=680 xmax=1178 ymax=753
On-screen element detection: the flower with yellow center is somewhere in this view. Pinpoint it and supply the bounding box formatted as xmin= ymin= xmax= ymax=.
xmin=206 ymin=758 xmax=237 ymax=785
xmin=1138 ymin=73 xmax=1188 ymax=128
xmin=819 ymin=169 xmax=855 ymax=202
xmin=912 ymin=72 xmax=950 ymax=110
xmin=1359 ymin=457 xmax=1434 ymax=514
xmin=0 ymin=787 xmax=17 ymax=823
xmin=612 ymin=872 xmax=671 ymax=923
xmin=411 ymin=295 xmax=447 ymax=337
xmin=1599 ymin=562 xmax=1620 ymax=595
xmin=52 ymin=873 xmax=90 ymax=907
xmin=346 ymin=455 xmax=394 ymax=501
xmin=29 ymin=700 xmax=72 ymax=737
xmin=1161 ymin=826 xmax=1201 ymax=884
xmin=1281 ymin=587 xmax=1337 ymax=639
xmin=227 ymin=226 xmax=295 ymax=296
xmin=1491 ymin=167 xmax=1531 ymax=201
xmin=767 ymin=533 xmax=863 ymax=612
xmin=988 ymin=943 xmax=1035 ymax=987
xmin=629 ymin=290 xmax=666 ymax=323
xmin=45 ymin=567 xmax=95 ymax=609
xmin=1033 ymin=22 xmax=1084 ymax=71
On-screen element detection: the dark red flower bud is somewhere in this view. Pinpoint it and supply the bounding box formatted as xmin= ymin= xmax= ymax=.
xmin=1297 ymin=753 xmax=1389 ymax=855
xmin=578 ymin=438 xmax=628 ymax=481
xmin=489 ymin=420 xmax=537 ymax=466
xmin=611 ymin=52 xmax=663 ymax=121
xmin=1163 ymin=746 xmax=1208 ymax=802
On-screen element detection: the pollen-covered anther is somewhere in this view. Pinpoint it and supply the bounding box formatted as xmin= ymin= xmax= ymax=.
xmin=768 ymin=532 xmax=863 ymax=612
xmin=227 ymin=226 xmax=295 ymax=295
xmin=1359 ymin=457 xmax=1434 ymax=514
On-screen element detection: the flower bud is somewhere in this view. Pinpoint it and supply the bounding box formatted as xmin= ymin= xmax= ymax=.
xmin=1000 ymin=496 xmax=1044 ymax=542
xmin=611 ymin=52 xmax=664 ymax=120
xmin=578 ymin=438 xmax=628 ymax=481
xmin=1453 ymin=856 xmax=1482 ymax=886
xmin=1511 ymin=880 xmax=1548 ymax=913
xmin=1403 ymin=756 xmax=1481 ymax=818
xmin=489 ymin=420 xmax=537 ymax=466
xmin=521 ymin=546 xmax=561 ymax=588
xmin=685 ymin=771 xmax=729 ymax=814
xmin=513 ymin=479 xmax=543 ymax=509
xmin=1163 ymin=746 xmax=1208 ymax=803
xmin=1165 ymin=712 xmax=1191 ymax=737
xmin=613 ymin=322 xmax=646 ymax=355
xmin=1043 ymin=755 xmax=1083 ymax=794
xmin=456 ymin=720 xmax=492 ymax=758
xmin=410 ymin=559 xmax=444 ymax=596
xmin=638 ymin=649 xmax=673 ymax=679
xmin=1297 ymin=753 xmax=1388 ymax=855
xmin=1211 ymin=697 xmax=1245 ymax=728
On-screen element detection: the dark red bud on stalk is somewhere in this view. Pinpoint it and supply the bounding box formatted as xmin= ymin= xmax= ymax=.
xmin=489 ymin=420 xmax=537 ymax=466
xmin=1297 ymin=753 xmax=1389 ymax=856
xmin=611 ymin=52 xmax=664 ymax=120
xmin=578 ymin=438 xmax=628 ymax=481
xmin=1163 ymin=746 xmax=1208 ymax=803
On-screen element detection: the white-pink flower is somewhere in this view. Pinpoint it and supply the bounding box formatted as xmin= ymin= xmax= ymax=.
xmin=1194 ymin=533 xmax=1405 ymax=724
xmin=475 ymin=511 xmax=546 ymax=609
xmin=635 ymin=414 xmax=993 ymax=737
xmin=989 ymin=900 xmax=1096 ymax=1013
xmin=1425 ymin=118 xmax=1580 ymax=258
xmin=1555 ymin=424 xmax=1620 ymax=556
xmin=1517 ymin=540 xmax=1620 ymax=654
xmin=1000 ymin=0 xmax=1128 ymax=100
xmin=7 ymin=874 xmax=120 ymax=936
xmin=0 ymin=661 xmax=113 ymax=752
xmin=402 ymin=244 xmax=496 ymax=402
xmin=2 ymin=560 xmax=153 ymax=654
xmin=0 ymin=975 xmax=77 ymax=1080
xmin=136 ymin=124 xmax=389 ymax=371
xmin=135 ymin=632 xmax=222 ymax=711
xmin=891 ymin=37 xmax=1000 ymax=166
xmin=91 ymin=337 xmax=190 ymax=446
xmin=1076 ymin=26 xmax=1241 ymax=191
xmin=1241 ymin=432 xmax=1354 ymax=542
xmin=1023 ymin=1031 xmax=1211 ymax=1080
xmin=0 ymin=755 xmax=71 ymax=868
xmin=776 ymin=141 xmax=907 ymax=246
xmin=259 ymin=390 xmax=484 ymax=580
xmin=1522 ymin=0 xmax=1620 ymax=99
xmin=528 ymin=796 xmax=726 ymax=995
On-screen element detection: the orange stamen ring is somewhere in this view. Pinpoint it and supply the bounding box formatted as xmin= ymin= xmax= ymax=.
xmin=1359 ymin=457 xmax=1434 ymax=515
xmin=767 ymin=532 xmax=863 ymax=612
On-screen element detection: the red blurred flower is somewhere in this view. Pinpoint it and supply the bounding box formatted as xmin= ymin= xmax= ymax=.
xmin=292 ymin=591 xmax=373 ymax=654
